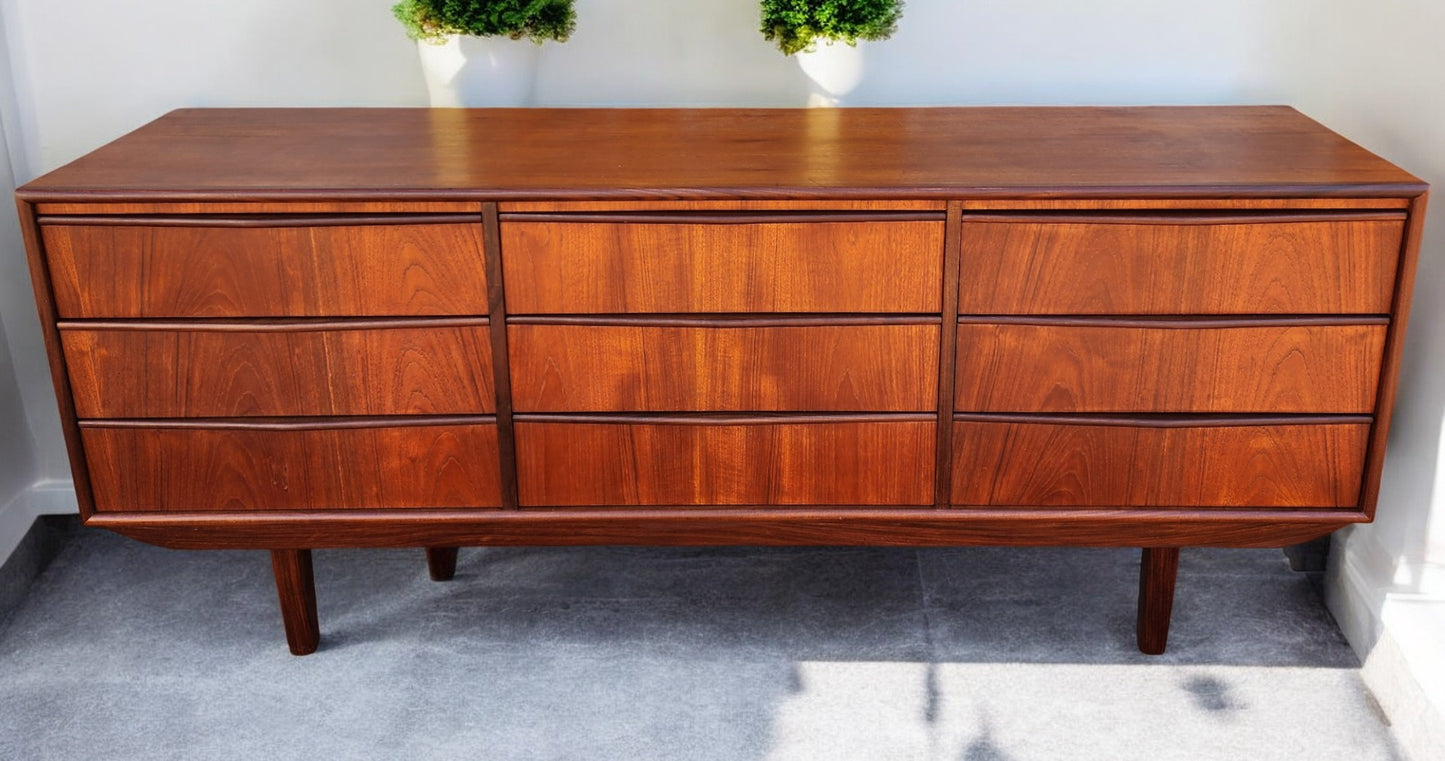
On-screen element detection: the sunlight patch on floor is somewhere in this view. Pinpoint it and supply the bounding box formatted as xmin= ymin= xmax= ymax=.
xmin=764 ymin=661 xmax=1396 ymax=761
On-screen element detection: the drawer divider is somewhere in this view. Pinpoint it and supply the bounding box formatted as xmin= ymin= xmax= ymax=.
xmin=935 ymin=202 xmax=963 ymax=507
xmin=484 ymin=202 xmax=521 ymax=510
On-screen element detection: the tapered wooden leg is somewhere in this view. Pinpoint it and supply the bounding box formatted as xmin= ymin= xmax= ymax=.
xmin=1137 ymin=547 xmax=1180 ymax=655
xmin=425 ymin=547 xmax=459 ymax=581
xmin=270 ymin=549 xmax=320 ymax=656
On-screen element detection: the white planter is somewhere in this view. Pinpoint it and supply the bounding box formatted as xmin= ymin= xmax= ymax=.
xmin=795 ymin=39 xmax=866 ymax=107
xmin=416 ymin=35 xmax=542 ymax=107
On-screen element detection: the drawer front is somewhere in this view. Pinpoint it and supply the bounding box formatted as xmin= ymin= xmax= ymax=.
xmin=950 ymin=420 xmax=1369 ymax=507
xmin=515 ymin=419 xmax=936 ymax=506
xmin=957 ymin=216 xmax=1402 ymax=314
xmin=510 ymin=323 xmax=938 ymax=412
xmin=954 ymin=322 xmax=1387 ymax=413
xmin=501 ymin=220 xmax=944 ymax=313
xmin=82 ymin=422 xmax=501 ymax=512
xmin=43 ymin=222 xmax=489 ymax=317
xmin=63 ymin=322 xmax=495 ymax=418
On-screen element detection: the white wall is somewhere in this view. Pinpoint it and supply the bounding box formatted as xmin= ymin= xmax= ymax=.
xmin=1 ymin=0 xmax=426 ymax=180
xmin=0 ymin=0 xmax=54 ymax=568
xmin=1266 ymin=2 xmax=1445 ymax=757
xmin=1275 ymin=0 xmax=1445 ymax=605
xmin=0 ymin=297 xmax=43 ymax=568
xmin=0 ymin=1 xmax=1441 ymax=752
xmin=4 ymin=0 xmax=1302 ymax=175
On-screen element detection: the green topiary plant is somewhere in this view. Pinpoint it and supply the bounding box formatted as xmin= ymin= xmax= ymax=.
xmin=760 ymin=0 xmax=904 ymax=56
xmin=393 ymin=0 xmax=576 ymax=44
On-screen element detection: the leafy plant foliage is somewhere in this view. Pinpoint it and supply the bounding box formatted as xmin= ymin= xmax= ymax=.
xmin=761 ymin=0 xmax=904 ymax=56
xmin=393 ymin=0 xmax=576 ymax=44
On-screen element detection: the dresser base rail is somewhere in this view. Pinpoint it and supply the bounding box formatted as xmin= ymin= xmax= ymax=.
xmin=89 ymin=508 xmax=1362 ymax=551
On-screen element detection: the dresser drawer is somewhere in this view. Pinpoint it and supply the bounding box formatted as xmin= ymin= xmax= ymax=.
xmin=950 ymin=418 xmax=1370 ymax=507
xmin=501 ymin=218 xmax=944 ymax=313
xmin=82 ymin=420 xmax=502 ymax=512
xmin=62 ymin=320 xmax=495 ymax=418
xmin=510 ymin=321 xmax=938 ymax=412
xmin=954 ymin=320 xmax=1387 ymax=413
xmin=515 ymin=417 xmax=935 ymax=506
xmin=957 ymin=214 xmax=1403 ymax=314
xmin=43 ymin=219 xmax=489 ymax=317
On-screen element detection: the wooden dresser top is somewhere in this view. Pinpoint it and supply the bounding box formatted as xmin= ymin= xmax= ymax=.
xmin=19 ymin=106 xmax=1424 ymax=201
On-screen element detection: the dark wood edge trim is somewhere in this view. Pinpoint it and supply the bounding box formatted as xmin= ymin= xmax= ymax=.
xmin=509 ymin=314 xmax=941 ymax=327
xmin=509 ymin=504 xmax=1336 ymax=514
xmin=89 ymin=507 xmax=1364 ymax=522
xmin=88 ymin=508 xmax=1364 ymax=550
xmin=484 ymin=202 xmax=520 ymax=511
xmin=959 ymin=211 xmax=1408 ymax=225
xmin=499 ymin=200 xmax=949 ymax=212
xmin=497 ymin=212 xmax=947 ymax=224
xmin=956 ymin=315 xmax=1391 ymax=328
xmin=35 ymin=202 xmax=485 ymax=214
xmin=1360 ymin=191 xmax=1430 ymax=518
xmin=959 ymin=199 xmax=1413 ymax=211
xmin=952 ymin=413 xmax=1374 ymax=428
xmin=16 ymin=184 xmax=1431 ymax=204
xmin=36 ymin=214 xmax=481 ymax=227
xmin=58 ymin=317 xmax=491 ymax=332
xmin=79 ymin=415 xmax=497 ymax=431
xmin=515 ymin=413 xmax=936 ymax=425
xmin=16 ymin=199 xmax=98 ymax=520
xmin=935 ymin=202 xmax=963 ymax=507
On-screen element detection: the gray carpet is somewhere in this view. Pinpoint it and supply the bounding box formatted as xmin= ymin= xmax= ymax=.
xmin=0 ymin=529 xmax=1402 ymax=760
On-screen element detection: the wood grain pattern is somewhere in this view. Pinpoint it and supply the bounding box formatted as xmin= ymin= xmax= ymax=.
xmin=954 ymin=323 xmax=1387 ymax=413
xmin=62 ymin=322 xmax=495 ymax=418
xmin=44 ymin=222 xmax=489 ymax=317
xmin=18 ymin=107 xmax=1424 ymax=200
xmin=957 ymin=217 xmax=1403 ymax=314
xmin=90 ymin=508 xmax=1362 ymax=550
xmin=16 ymin=199 xmax=100 ymax=519
xmin=515 ymin=420 xmax=936 ymax=506
xmin=11 ymin=107 xmax=1428 ymax=658
xmin=509 ymin=323 xmax=938 ymax=412
xmin=951 ymin=420 xmax=1369 ymax=507
xmin=502 ymin=220 xmax=943 ymax=313
xmin=83 ymin=422 xmax=502 ymax=512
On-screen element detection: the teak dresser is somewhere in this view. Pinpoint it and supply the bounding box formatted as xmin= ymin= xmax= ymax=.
xmin=17 ymin=107 xmax=1427 ymax=655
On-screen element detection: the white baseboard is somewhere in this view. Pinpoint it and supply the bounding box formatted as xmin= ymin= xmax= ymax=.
xmin=1328 ymin=528 xmax=1445 ymax=761
xmin=25 ymin=478 xmax=78 ymax=516
xmin=1367 ymin=603 xmax=1445 ymax=761
xmin=0 ymin=489 xmax=36 ymax=569
xmin=1326 ymin=527 xmax=1391 ymax=652
xmin=0 ymin=478 xmax=77 ymax=568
